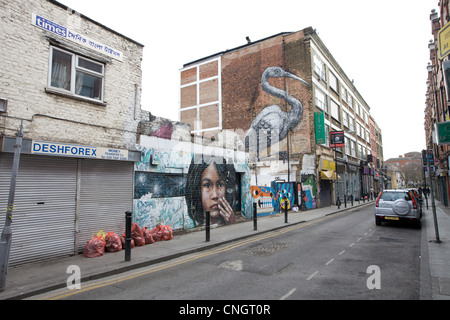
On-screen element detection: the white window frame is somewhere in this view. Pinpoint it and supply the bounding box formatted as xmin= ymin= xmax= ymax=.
xmin=48 ymin=46 xmax=105 ymax=102
xmin=315 ymin=87 xmax=328 ymax=113
xmin=330 ymin=99 xmax=340 ymax=121
xmin=329 ymin=71 xmax=339 ymax=94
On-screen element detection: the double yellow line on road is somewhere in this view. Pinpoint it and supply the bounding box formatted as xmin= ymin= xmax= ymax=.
xmin=36 ymin=211 xmax=348 ymax=300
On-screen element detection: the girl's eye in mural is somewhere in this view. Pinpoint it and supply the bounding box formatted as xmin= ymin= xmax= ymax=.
xmin=202 ymin=181 xmax=211 ymax=188
xmin=217 ymin=181 xmax=225 ymax=188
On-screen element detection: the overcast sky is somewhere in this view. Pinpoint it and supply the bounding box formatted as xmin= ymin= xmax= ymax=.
xmin=58 ymin=0 xmax=437 ymax=160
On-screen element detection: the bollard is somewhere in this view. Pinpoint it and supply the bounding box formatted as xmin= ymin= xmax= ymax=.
xmin=344 ymin=195 xmax=347 ymax=208
xmin=351 ymin=194 xmax=354 ymax=206
xmin=125 ymin=211 xmax=132 ymax=262
xmin=253 ymin=203 xmax=257 ymax=231
xmin=284 ymin=196 xmax=288 ymax=223
xmin=337 ymin=198 xmax=341 ymax=209
xmin=205 ymin=211 xmax=210 ymax=242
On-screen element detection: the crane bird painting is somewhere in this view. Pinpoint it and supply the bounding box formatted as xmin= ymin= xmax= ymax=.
xmin=244 ymin=66 xmax=309 ymax=159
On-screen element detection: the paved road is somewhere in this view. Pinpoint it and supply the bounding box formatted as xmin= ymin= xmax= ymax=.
xmin=30 ymin=205 xmax=422 ymax=300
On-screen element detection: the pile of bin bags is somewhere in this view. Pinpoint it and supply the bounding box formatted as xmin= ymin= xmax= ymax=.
xmin=83 ymin=223 xmax=173 ymax=258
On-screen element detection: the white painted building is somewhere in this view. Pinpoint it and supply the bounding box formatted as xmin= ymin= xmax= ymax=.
xmin=0 ymin=0 xmax=146 ymax=265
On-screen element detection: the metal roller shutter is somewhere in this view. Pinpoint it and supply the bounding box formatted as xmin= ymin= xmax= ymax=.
xmin=0 ymin=154 xmax=77 ymax=266
xmin=77 ymin=159 xmax=133 ymax=252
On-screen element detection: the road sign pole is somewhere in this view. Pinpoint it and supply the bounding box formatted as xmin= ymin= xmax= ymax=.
xmin=0 ymin=121 xmax=23 ymax=292
xmin=426 ymin=150 xmax=440 ymax=243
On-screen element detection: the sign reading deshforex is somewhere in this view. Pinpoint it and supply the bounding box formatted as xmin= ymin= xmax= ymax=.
xmin=32 ymin=141 xmax=128 ymax=161
xmin=32 ymin=13 xmax=123 ymax=61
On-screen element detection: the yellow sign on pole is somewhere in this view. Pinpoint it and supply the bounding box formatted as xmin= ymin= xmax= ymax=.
xmin=438 ymin=21 xmax=450 ymax=60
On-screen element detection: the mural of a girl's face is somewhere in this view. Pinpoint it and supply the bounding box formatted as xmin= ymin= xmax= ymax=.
xmin=201 ymin=162 xmax=226 ymax=220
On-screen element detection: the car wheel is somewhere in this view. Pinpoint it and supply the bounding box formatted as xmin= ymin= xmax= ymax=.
xmin=414 ymin=219 xmax=421 ymax=229
xmin=375 ymin=216 xmax=382 ymax=226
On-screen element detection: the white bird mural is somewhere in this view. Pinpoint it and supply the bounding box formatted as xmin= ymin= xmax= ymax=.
xmin=244 ymin=67 xmax=309 ymax=158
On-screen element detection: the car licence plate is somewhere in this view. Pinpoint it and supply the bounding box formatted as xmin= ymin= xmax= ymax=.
xmin=385 ymin=216 xmax=399 ymax=221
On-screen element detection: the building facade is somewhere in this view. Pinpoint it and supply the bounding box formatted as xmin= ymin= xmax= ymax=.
xmin=180 ymin=27 xmax=384 ymax=209
xmin=426 ymin=5 xmax=450 ymax=207
xmin=0 ymin=0 xmax=145 ymax=265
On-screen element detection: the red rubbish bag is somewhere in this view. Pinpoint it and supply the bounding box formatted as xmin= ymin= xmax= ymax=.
xmin=131 ymin=223 xmax=145 ymax=247
xmin=149 ymin=225 xmax=173 ymax=242
xmin=105 ymin=232 xmax=122 ymax=252
xmin=83 ymin=235 xmax=106 ymax=258
xmin=142 ymin=227 xmax=155 ymax=244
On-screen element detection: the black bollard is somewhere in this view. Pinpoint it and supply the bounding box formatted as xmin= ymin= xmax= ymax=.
xmin=205 ymin=211 xmax=210 ymax=242
xmin=284 ymin=196 xmax=288 ymax=223
xmin=351 ymin=194 xmax=354 ymax=206
xmin=125 ymin=211 xmax=132 ymax=262
xmin=253 ymin=202 xmax=257 ymax=231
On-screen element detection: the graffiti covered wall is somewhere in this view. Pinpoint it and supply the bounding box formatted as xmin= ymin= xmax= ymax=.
xmin=134 ymin=133 xmax=252 ymax=231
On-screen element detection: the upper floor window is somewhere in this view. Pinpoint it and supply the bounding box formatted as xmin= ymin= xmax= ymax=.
xmin=313 ymin=54 xmax=326 ymax=81
xmin=329 ymin=71 xmax=339 ymax=94
xmin=315 ymin=88 xmax=328 ymax=113
xmin=49 ymin=47 xmax=104 ymax=102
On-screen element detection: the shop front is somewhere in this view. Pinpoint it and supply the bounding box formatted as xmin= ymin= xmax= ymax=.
xmin=0 ymin=137 xmax=140 ymax=265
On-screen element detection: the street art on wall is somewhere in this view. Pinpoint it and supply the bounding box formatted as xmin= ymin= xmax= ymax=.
xmin=245 ymin=67 xmax=309 ymax=158
xmin=133 ymin=137 xmax=252 ymax=231
xmin=185 ymin=158 xmax=237 ymax=226
xmin=299 ymin=154 xmax=317 ymax=210
xmin=251 ymin=186 xmax=275 ymax=215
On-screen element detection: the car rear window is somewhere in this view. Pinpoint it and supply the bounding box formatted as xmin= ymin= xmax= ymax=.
xmin=380 ymin=191 xmax=411 ymax=201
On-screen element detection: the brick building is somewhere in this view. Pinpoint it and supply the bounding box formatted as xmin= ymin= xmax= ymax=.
xmin=0 ymin=0 xmax=145 ymax=265
xmin=426 ymin=5 xmax=450 ymax=206
xmin=180 ymin=27 xmax=384 ymax=209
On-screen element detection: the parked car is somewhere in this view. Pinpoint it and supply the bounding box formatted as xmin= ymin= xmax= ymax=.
xmin=375 ymin=189 xmax=421 ymax=227
xmin=408 ymin=188 xmax=423 ymax=216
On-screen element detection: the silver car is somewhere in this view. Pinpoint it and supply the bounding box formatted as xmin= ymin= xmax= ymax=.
xmin=375 ymin=189 xmax=421 ymax=227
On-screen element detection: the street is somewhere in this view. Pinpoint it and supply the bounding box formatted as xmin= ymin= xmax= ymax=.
xmin=30 ymin=205 xmax=422 ymax=300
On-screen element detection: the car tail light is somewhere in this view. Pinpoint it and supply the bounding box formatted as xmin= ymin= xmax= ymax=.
xmin=410 ymin=192 xmax=418 ymax=209
xmin=375 ymin=192 xmax=382 ymax=207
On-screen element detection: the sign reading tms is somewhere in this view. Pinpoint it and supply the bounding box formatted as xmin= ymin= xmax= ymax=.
xmin=32 ymin=14 xmax=123 ymax=61
xmin=32 ymin=141 xmax=128 ymax=161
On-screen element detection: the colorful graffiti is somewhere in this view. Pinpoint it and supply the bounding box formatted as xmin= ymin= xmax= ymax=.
xmin=251 ymin=186 xmax=275 ymax=215
xmin=134 ymin=136 xmax=252 ymax=231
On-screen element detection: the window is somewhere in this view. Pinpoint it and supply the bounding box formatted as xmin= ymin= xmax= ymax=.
xmin=345 ymin=137 xmax=350 ymax=155
xmin=330 ymin=100 xmax=340 ymax=121
xmin=342 ymin=111 xmax=349 ymax=128
xmin=329 ymin=71 xmax=339 ymax=94
xmin=315 ymin=88 xmax=328 ymax=113
xmin=313 ymin=54 xmax=326 ymax=81
xmin=49 ymin=47 xmax=104 ymax=101
xmin=347 ymin=93 xmax=353 ymax=108
xmin=351 ymin=140 xmax=356 ymax=157
xmin=349 ymin=115 xmax=355 ymax=131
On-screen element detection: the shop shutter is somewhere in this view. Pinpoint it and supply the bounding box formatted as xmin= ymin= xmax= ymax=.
xmin=0 ymin=154 xmax=77 ymax=266
xmin=77 ymin=159 xmax=133 ymax=252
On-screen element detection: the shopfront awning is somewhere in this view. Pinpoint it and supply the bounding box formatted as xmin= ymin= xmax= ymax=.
xmin=321 ymin=170 xmax=339 ymax=180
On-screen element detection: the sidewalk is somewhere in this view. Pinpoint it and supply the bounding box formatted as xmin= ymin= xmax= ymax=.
xmin=421 ymin=199 xmax=450 ymax=300
xmin=0 ymin=197 xmax=447 ymax=300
